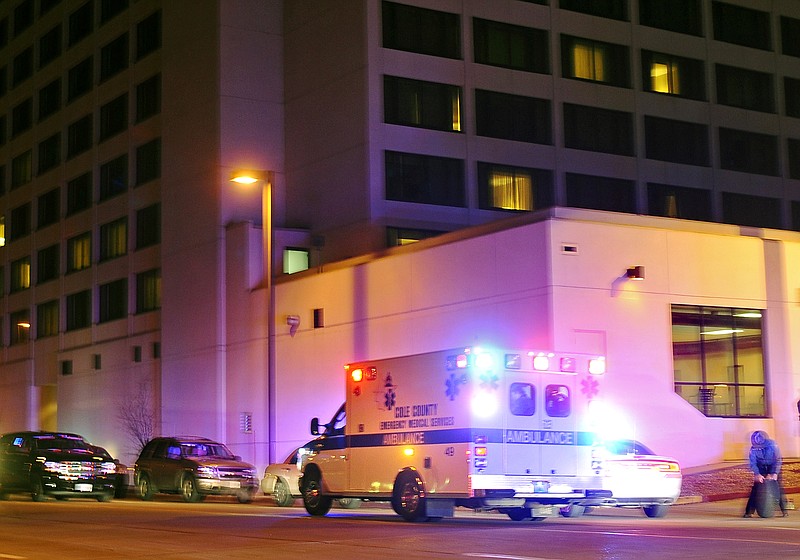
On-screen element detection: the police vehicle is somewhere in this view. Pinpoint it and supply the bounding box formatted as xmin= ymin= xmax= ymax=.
xmin=299 ymin=346 xmax=682 ymax=521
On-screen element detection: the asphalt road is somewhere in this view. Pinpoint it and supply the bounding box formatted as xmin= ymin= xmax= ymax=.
xmin=1 ymin=495 xmax=799 ymax=560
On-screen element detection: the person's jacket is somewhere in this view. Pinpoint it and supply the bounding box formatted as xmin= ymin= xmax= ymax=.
xmin=749 ymin=439 xmax=782 ymax=476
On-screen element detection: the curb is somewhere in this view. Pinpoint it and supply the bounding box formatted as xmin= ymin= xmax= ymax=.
xmin=678 ymin=486 xmax=800 ymax=504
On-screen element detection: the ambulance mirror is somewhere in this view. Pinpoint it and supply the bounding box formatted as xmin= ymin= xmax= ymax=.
xmin=310 ymin=417 xmax=320 ymax=435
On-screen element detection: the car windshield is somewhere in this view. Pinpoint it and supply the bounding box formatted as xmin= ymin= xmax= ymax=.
xmin=180 ymin=442 xmax=234 ymax=459
xmin=35 ymin=435 xmax=91 ymax=451
xmin=604 ymin=440 xmax=654 ymax=456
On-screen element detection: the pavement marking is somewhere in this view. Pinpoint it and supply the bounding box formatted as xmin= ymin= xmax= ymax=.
xmin=0 ymin=554 xmax=26 ymax=559
xmin=464 ymin=555 xmax=555 ymax=560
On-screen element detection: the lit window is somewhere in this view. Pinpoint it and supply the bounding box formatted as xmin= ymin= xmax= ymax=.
xmin=10 ymin=257 xmax=30 ymax=292
xmin=490 ymin=170 xmax=532 ymax=210
xmin=572 ymin=41 xmax=605 ymax=81
xmin=67 ymin=232 xmax=91 ymax=272
xmin=283 ymin=248 xmax=309 ymax=274
xmin=100 ymin=218 xmax=128 ymax=261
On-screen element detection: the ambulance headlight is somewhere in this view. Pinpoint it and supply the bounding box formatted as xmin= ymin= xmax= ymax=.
xmin=471 ymin=390 xmax=498 ymax=417
xmin=586 ymin=400 xmax=632 ymax=440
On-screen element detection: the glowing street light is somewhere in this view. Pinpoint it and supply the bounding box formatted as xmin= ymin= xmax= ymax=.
xmin=230 ymin=169 xmax=276 ymax=464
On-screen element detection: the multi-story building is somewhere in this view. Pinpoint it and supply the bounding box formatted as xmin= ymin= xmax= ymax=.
xmin=1 ymin=0 xmax=798 ymax=469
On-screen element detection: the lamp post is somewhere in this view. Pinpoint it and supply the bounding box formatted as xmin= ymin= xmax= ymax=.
xmin=230 ymin=170 xmax=276 ymax=464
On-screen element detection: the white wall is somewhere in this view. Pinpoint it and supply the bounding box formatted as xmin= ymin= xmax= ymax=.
xmin=264 ymin=210 xmax=800 ymax=468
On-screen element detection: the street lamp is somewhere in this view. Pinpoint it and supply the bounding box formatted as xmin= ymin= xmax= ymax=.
xmin=230 ymin=170 xmax=276 ymax=464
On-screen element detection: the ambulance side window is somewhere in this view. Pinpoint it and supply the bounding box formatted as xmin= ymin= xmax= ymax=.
xmin=545 ymin=384 xmax=570 ymax=417
xmin=510 ymin=383 xmax=535 ymax=416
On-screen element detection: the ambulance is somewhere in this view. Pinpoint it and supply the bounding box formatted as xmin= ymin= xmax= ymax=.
xmin=299 ymin=346 xmax=682 ymax=521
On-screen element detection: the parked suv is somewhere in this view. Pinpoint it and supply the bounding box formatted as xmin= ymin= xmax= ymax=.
xmin=0 ymin=431 xmax=118 ymax=502
xmin=135 ymin=436 xmax=258 ymax=503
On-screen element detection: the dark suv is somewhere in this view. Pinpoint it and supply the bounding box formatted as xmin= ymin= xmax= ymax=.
xmin=0 ymin=431 xmax=118 ymax=502
xmin=134 ymin=436 xmax=258 ymax=503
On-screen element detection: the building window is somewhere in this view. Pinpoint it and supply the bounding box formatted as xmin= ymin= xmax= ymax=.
xmin=67 ymin=172 xmax=92 ymax=215
xmin=640 ymin=50 xmax=705 ymax=100
xmin=68 ymin=1 xmax=93 ymax=47
xmin=563 ymin=103 xmax=634 ymax=156
xmin=67 ymin=114 xmax=92 ymax=158
xmin=565 ymin=173 xmax=636 ymax=213
xmin=475 ymin=90 xmax=551 ymax=145
xmin=644 ymin=116 xmax=709 ymax=166
xmin=722 ymin=192 xmax=781 ymax=229
xmin=781 ymin=17 xmax=800 ymax=58
xmin=100 ymin=33 xmax=128 ymax=81
xmin=13 ymin=0 xmax=34 ymax=37
xmin=385 ymin=151 xmax=465 ymax=207
xmin=559 ymin=0 xmax=627 ymax=21
xmin=785 ymin=77 xmax=800 ymax=118
xmin=37 ymin=188 xmax=60 ymax=229
xmin=99 ymin=154 xmax=128 ymax=200
xmin=639 ymin=0 xmax=702 ymax=36
xmin=37 ymin=244 xmax=59 ymax=284
xmin=0 ymin=165 xmax=5 ymax=196
xmin=11 ymin=97 xmax=32 ymax=137
xmin=790 ymin=139 xmax=800 ymax=180
xmin=0 ymin=115 xmax=6 ymax=146
xmin=477 ymin=163 xmax=553 ymax=212
xmin=647 ymin=183 xmax=712 ymax=221
xmin=99 ymin=94 xmax=128 ymax=140
xmin=38 ymin=78 xmax=61 ymax=121
xmin=99 ymin=217 xmax=127 ymax=261
xmin=561 ymin=35 xmax=630 ymax=87
xmin=37 ymin=300 xmax=59 ymax=338
xmin=39 ymin=25 xmax=62 ymax=69
xmin=384 ymin=76 xmax=461 ymax=132
xmin=712 ymin=1 xmax=771 ymax=51
xmin=0 ymin=66 xmax=6 ymax=97
xmin=66 ymin=232 xmax=91 ymax=272
xmin=719 ymin=128 xmax=779 ymax=176
xmin=136 ymin=138 xmax=161 ymax=185
xmin=136 ymin=11 xmax=161 ymax=60
xmin=715 ymin=65 xmax=774 ymax=113
xmin=672 ymin=304 xmax=766 ymax=418
xmin=10 ymin=256 xmax=31 ymax=293
xmin=136 ymin=74 xmax=160 ymax=122
xmin=382 ymin=1 xmax=460 ymax=60
xmin=100 ymin=0 xmax=128 ymax=24
xmin=136 ymin=269 xmax=160 ymax=313
xmin=473 ymin=18 xmax=548 ymax=74
xmin=67 ymin=57 xmax=93 ymax=102
xmin=8 ymin=202 xmax=31 ymax=241
xmin=10 ymin=150 xmax=32 ymax=188
xmin=65 ymin=289 xmax=91 ymax=331
xmin=136 ymin=204 xmax=160 ymax=249
xmin=386 ymin=227 xmax=443 ymax=247
xmin=283 ymin=249 xmax=309 ymax=274
xmin=99 ymin=278 xmax=127 ymax=323
xmin=10 ymin=309 xmax=30 ymax=345
xmin=12 ymin=47 xmax=33 ymax=87
xmin=38 ymin=133 xmax=61 ymax=174
xmin=40 ymin=0 xmax=61 ymax=17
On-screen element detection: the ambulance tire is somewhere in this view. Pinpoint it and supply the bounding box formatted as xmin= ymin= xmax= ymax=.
xmin=755 ymin=480 xmax=779 ymax=519
xmin=392 ymin=469 xmax=428 ymax=522
xmin=643 ymin=504 xmax=670 ymax=518
xmin=559 ymin=505 xmax=585 ymax=518
xmin=502 ymin=507 xmax=532 ymax=521
xmin=301 ymin=467 xmax=333 ymax=516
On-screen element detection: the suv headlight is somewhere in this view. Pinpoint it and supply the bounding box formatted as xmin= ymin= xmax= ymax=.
xmin=43 ymin=461 xmax=66 ymax=474
xmin=100 ymin=461 xmax=117 ymax=475
xmin=196 ymin=466 xmax=219 ymax=479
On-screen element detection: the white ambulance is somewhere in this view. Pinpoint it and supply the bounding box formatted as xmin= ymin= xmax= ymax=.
xmin=299 ymin=346 xmax=681 ymax=521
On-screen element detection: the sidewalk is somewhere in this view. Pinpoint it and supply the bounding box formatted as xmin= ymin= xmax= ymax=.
xmin=678 ymin=458 xmax=800 ymax=504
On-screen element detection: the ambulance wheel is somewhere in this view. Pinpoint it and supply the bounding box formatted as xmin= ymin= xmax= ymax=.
xmin=392 ymin=469 xmax=427 ymax=522
xmin=560 ymin=505 xmax=585 ymax=518
xmin=643 ymin=504 xmax=669 ymax=518
xmin=301 ymin=467 xmax=332 ymax=516
xmin=502 ymin=507 xmax=532 ymax=521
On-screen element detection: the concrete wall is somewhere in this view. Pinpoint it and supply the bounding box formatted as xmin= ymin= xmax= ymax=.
xmin=262 ymin=209 xmax=800 ymax=469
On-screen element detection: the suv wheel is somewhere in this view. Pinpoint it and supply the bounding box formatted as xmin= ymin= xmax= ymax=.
xmin=181 ymin=475 xmax=201 ymax=503
xmin=31 ymin=476 xmax=46 ymax=502
xmin=137 ymin=474 xmax=155 ymax=501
